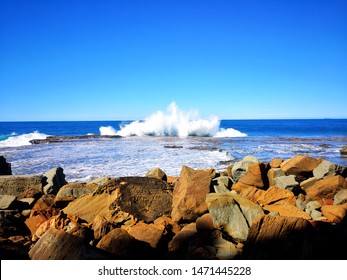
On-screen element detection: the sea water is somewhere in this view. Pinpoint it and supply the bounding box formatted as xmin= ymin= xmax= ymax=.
xmin=1 ymin=104 xmax=346 ymax=182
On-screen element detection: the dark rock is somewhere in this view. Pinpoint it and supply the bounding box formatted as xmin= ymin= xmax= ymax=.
xmin=29 ymin=135 xmax=122 ymax=144
xmin=340 ymin=145 xmax=347 ymax=155
xmin=0 ymin=155 xmax=11 ymax=175
xmin=43 ymin=167 xmax=67 ymax=195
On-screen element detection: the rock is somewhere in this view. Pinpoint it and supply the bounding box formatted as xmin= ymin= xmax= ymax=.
xmin=270 ymin=158 xmax=283 ymax=168
xmin=128 ymin=222 xmax=165 ymax=248
xmin=153 ymin=216 xmax=181 ymax=235
xmin=212 ymin=230 xmax=239 ymax=260
xmin=171 ymin=166 xmax=213 ymax=223
xmin=236 ymin=162 xmax=268 ymax=189
xmin=146 ymin=168 xmax=167 ymax=181
xmin=304 ymin=175 xmax=347 ymax=204
xmin=340 ymin=145 xmax=347 ymax=155
xmin=300 ymin=177 xmax=318 ymax=189
xmin=30 ymin=195 xmax=59 ymax=219
xmin=239 ymin=186 xmax=296 ymax=206
xmin=25 ymin=215 xmax=47 ymax=236
xmin=87 ymin=176 xmax=111 ymax=187
xmin=231 ymin=156 xmax=259 ymax=182
xmin=212 ymin=176 xmax=232 ymax=193
xmin=29 ymin=228 xmax=106 ymax=260
xmin=0 ymin=195 xmax=16 ymax=210
xmin=313 ymin=160 xmax=347 ymax=179
xmin=168 ymin=223 xmax=197 ymax=254
xmin=18 ymin=198 xmax=36 ymax=209
xmin=267 ymin=168 xmax=286 ymax=187
xmin=0 ymin=155 xmax=11 ymax=175
xmin=92 ymin=215 xmax=115 ymax=240
xmin=206 ymin=193 xmax=264 ymax=241
xmin=42 ymin=167 xmax=67 ymax=195
xmin=321 ymin=203 xmax=347 ymax=223
xmin=0 ymin=175 xmax=43 ymax=196
xmin=196 ymin=213 xmax=215 ymax=233
xmin=242 ymin=215 xmax=314 ymax=259
xmin=263 ymin=202 xmax=311 ymax=220
xmin=96 ymin=228 xmax=151 ymax=258
xmin=54 ymin=183 xmax=98 ymax=207
xmin=280 ymin=155 xmax=322 ymax=176
xmin=334 ymin=189 xmax=347 ymax=205
xmin=19 ymin=188 xmax=42 ymax=200
xmin=30 ymin=135 xmax=121 ymax=144
xmin=305 ymin=201 xmax=323 ymax=220
xmin=296 ymin=193 xmax=306 ymax=210
xmin=112 ymin=177 xmax=173 ymax=223
xmin=274 ymin=175 xmax=299 ymax=191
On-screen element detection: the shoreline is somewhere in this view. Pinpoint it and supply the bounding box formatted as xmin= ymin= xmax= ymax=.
xmin=1 ymin=154 xmax=347 ymax=260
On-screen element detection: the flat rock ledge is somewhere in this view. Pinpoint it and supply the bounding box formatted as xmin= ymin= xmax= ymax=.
xmin=29 ymin=135 xmax=122 ymax=144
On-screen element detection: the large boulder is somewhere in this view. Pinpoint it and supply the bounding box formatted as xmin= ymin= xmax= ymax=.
xmin=313 ymin=160 xmax=347 ymax=180
xmin=0 ymin=156 xmax=11 ymax=175
xmin=242 ymin=215 xmax=314 ymax=259
xmin=171 ymin=166 xmax=213 ymax=223
xmin=321 ymin=203 xmax=347 ymax=223
xmin=206 ymin=193 xmax=264 ymax=242
xmin=274 ymin=175 xmax=299 ymax=191
xmin=235 ymin=162 xmax=268 ymax=189
xmin=304 ymin=175 xmax=347 ymax=204
xmin=42 ymin=167 xmax=67 ymax=195
xmin=0 ymin=175 xmax=43 ymax=196
xmin=280 ymin=155 xmax=322 ymax=176
xmin=128 ymin=222 xmax=165 ymax=249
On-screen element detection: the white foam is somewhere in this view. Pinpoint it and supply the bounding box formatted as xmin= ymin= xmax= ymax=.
xmin=115 ymin=102 xmax=246 ymax=138
xmin=0 ymin=131 xmax=49 ymax=147
xmin=99 ymin=126 xmax=117 ymax=135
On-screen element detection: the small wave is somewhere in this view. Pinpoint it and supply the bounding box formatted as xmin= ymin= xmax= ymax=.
xmin=0 ymin=131 xmax=49 ymax=147
xmin=100 ymin=102 xmax=247 ymax=138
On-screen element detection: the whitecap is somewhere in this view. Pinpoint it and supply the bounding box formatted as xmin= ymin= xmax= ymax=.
xmin=0 ymin=131 xmax=49 ymax=147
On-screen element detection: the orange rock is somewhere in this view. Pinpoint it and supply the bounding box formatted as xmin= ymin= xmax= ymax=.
xmin=167 ymin=176 xmax=179 ymax=184
xmin=25 ymin=215 xmax=47 ymax=236
xmin=237 ymin=163 xmax=268 ymax=189
xmin=128 ymin=222 xmax=164 ymax=248
xmin=304 ymin=175 xmax=347 ymax=203
xmin=171 ymin=166 xmax=213 ymax=222
xmin=280 ymin=155 xmax=323 ymax=176
xmin=239 ymin=186 xmax=296 ymax=206
xmin=321 ymin=203 xmax=347 ymax=223
xmin=264 ymin=201 xmax=311 ymax=220
xmin=196 ymin=213 xmax=215 ymax=232
xmin=270 ymin=158 xmax=283 ymax=168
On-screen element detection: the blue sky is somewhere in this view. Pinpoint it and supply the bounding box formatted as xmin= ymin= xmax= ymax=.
xmin=1 ymin=0 xmax=346 ymax=121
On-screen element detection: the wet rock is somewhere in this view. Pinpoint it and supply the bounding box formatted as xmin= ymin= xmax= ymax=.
xmin=0 ymin=175 xmax=43 ymax=196
xmin=280 ymin=155 xmax=322 ymax=176
xmin=43 ymin=167 xmax=67 ymax=195
xmin=206 ymin=193 xmax=264 ymax=241
xmin=243 ymin=215 xmax=314 ymax=259
xmin=0 ymin=155 xmax=11 ymax=175
xmin=171 ymin=166 xmax=213 ymax=223
xmin=54 ymin=183 xmax=98 ymax=208
xmin=146 ymin=168 xmax=167 ymax=181
xmin=304 ymin=175 xmax=347 ymax=204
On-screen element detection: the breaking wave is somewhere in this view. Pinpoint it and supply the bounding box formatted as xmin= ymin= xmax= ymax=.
xmin=99 ymin=102 xmax=247 ymax=138
xmin=0 ymin=131 xmax=49 ymax=147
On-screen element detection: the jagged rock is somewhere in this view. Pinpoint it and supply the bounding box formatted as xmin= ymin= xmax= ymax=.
xmin=305 ymin=201 xmax=323 ymax=220
xmin=280 ymin=155 xmax=322 ymax=176
xmin=313 ymin=160 xmax=347 ymax=179
xmin=304 ymin=175 xmax=347 ymax=204
xmin=96 ymin=228 xmax=152 ymax=258
xmin=0 ymin=195 xmax=16 ymax=210
xmin=54 ymin=183 xmax=98 ymax=207
xmin=206 ymin=193 xmax=264 ymax=241
xmin=146 ymin=168 xmax=167 ymax=181
xmin=231 ymin=156 xmax=259 ymax=182
xmin=92 ymin=215 xmax=115 ymax=240
xmin=128 ymin=222 xmax=165 ymax=248
xmin=153 ymin=216 xmax=181 ymax=235
xmin=111 ymin=177 xmax=173 ymax=223
xmin=263 ymin=201 xmax=311 ymax=220
xmin=0 ymin=156 xmax=11 ymax=175
xmin=25 ymin=215 xmax=48 ymax=236
xmin=171 ymin=166 xmax=213 ymax=223
xmin=321 ymin=203 xmax=347 ymax=223
xmin=334 ymin=189 xmax=347 ymax=205
xmin=239 ymin=186 xmax=296 ymax=206
xmin=212 ymin=176 xmax=232 ymax=193
xmin=29 ymin=228 xmax=106 ymax=260
xmin=0 ymin=175 xmax=43 ymax=196
xmin=242 ymin=215 xmax=314 ymax=259
xmin=42 ymin=167 xmax=67 ymax=195
xmin=274 ymin=175 xmax=299 ymax=191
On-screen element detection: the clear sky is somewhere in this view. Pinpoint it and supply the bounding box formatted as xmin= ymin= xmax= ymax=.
xmin=1 ymin=0 xmax=346 ymax=121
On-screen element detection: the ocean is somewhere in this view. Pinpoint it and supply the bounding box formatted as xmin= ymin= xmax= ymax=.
xmin=1 ymin=115 xmax=347 ymax=182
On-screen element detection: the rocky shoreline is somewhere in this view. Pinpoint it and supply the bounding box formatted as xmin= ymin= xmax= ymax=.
xmin=29 ymin=135 xmax=122 ymax=144
xmin=1 ymin=154 xmax=347 ymax=260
